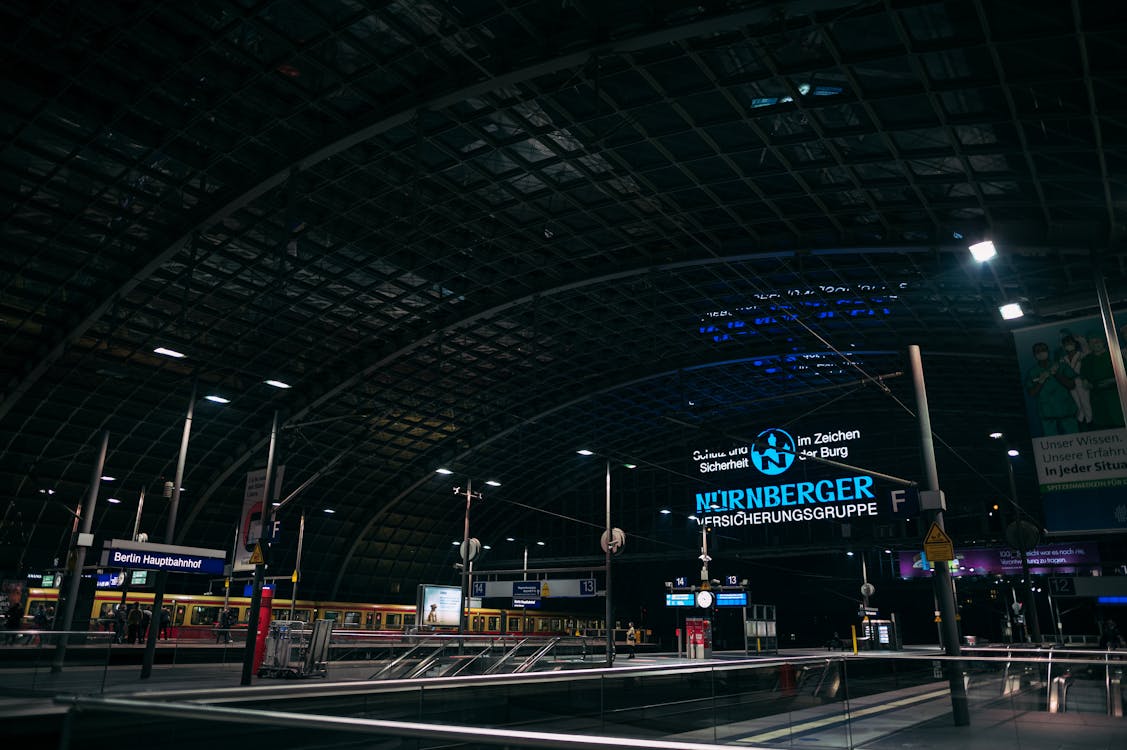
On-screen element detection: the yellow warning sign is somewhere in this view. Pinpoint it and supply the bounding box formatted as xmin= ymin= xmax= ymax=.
xmin=249 ymin=542 xmax=265 ymax=565
xmin=291 ymin=570 xmax=298 ymax=583
xmin=923 ymin=522 xmax=954 ymax=562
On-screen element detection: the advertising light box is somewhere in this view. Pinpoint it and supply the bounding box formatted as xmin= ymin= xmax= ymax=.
xmin=666 ymin=593 xmax=694 ymax=607
xmin=417 ymin=584 xmax=462 ymax=627
xmin=687 ymin=415 xmax=917 ymax=532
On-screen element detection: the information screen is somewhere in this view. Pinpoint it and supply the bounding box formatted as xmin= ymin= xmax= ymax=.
xmin=716 ymin=592 xmax=748 ymax=607
xmin=666 ymin=593 xmax=694 ymax=606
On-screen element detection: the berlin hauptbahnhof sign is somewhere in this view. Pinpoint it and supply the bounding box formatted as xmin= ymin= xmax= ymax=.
xmin=102 ymin=538 xmax=226 ymax=575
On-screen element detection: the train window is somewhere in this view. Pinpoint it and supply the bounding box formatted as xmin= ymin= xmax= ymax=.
xmin=487 ymin=616 xmax=499 ymax=631
xmin=343 ymin=611 xmax=361 ymax=627
xmin=524 ymin=617 xmax=534 ymax=632
xmin=323 ymin=611 xmax=340 ymax=622
xmin=507 ymin=617 xmax=519 ymax=631
xmin=190 ymin=606 xmax=222 ymax=626
xmin=371 ymin=612 xmax=382 ymax=629
xmin=174 ymin=605 xmax=186 ymax=626
xmin=471 ymin=616 xmax=483 ymax=632
xmin=404 ymin=614 xmax=416 ymax=628
xmin=386 ymin=613 xmax=401 ymax=628
xmin=293 ymin=609 xmax=312 ymax=623
xmin=550 ymin=618 xmax=562 ymax=632
xmin=537 ymin=618 xmax=551 ymax=633
xmin=365 ymin=613 xmax=373 ymax=629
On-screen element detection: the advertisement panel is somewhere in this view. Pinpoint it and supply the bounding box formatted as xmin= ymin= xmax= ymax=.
xmin=1012 ymin=314 xmax=1127 ymax=534
xmin=896 ymin=542 xmax=1100 ymax=578
xmin=416 ymin=584 xmax=462 ymax=628
xmin=688 ymin=421 xmax=911 ymax=530
xmin=233 ymin=466 xmax=285 ymax=571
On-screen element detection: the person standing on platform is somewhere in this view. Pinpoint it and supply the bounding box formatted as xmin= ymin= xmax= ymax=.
xmin=126 ymin=603 xmax=141 ymax=644
xmin=113 ymin=605 xmax=126 ymax=643
xmin=626 ymin=622 xmax=637 ymax=659
xmin=140 ymin=607 xmax=152 ymax=642
xmin=159 ymin=607 xmax=171 ymax=640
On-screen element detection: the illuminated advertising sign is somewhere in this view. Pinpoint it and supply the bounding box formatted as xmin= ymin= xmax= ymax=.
xmin=896 ymin=542 xmax=1100 ymax=578
xmin=96 ymin=570 xmax=150 ymax=589
xmin=666 ymin=593 xmax=694 ymax=607
xmin=1011 ymin=312 xmax=1127 ymax=534
xmin=416 ymin=584 xmax=462 ymax=627
xmin=690 ymin=422 xmax=907 ymax=529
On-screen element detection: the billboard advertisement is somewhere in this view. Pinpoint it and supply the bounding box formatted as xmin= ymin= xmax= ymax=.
xmin=1012 ymin=313 xmax=1127 ymax=534
xmin=688 ymin=420 xmax=913 ymax=530
xmin=896 ymin=541 xmax=1100 ymax=578
xmin=416 ymin=584 xmax=462 ymax=628
xmin=233 ymin=465 xmax=285 ymax=571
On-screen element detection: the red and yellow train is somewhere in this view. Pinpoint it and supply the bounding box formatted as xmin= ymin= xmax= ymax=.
xmin=23 ymin=587 xmax=601 ymax=639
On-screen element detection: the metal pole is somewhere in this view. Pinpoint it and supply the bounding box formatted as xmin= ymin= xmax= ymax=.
xmin=118 ymin=487 xmax=146 ymax=610
xmin=909 ymin=345 xmax=970 ymax=726
xmin=289 ymin=510 xmax=305 ymax=621
xmin=51 ymin=430 xmax=109 ymax=673
xmin=141 ymin=382 xmax=195 ymax=678
xmin=459 ymin=481 xmax=472 ymax=635
xmin=861 ymin=555 xmax=870 ymax=608
xmin=241 ymin=410 xmax=279 ymax=686
xmin=523 ymin=545 xmax=528 ymax=579
xmin=1095 ymin=270 xmax=1127 ymax=428
xmin=605 ymin=460 xmax=613 ymax=666
xmin=224 ymin=523 xmax=238 ymax=610
xmin=1004 ymin=457 xmax=1042 ymax=642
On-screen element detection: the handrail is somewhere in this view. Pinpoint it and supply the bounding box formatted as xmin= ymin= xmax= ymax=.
xmin=57 ymin=695 xmax=756 ymax=750
xmin=484 ymin=637 xmax=533 ymax=675
xmin=514 ymin=636 xmax=562 ymax=673
xmin=368 ymin=640 xmax=434 ymax=679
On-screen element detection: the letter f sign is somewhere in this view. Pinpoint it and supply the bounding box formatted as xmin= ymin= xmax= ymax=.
xmin=891 ymin=490 xmax=906 ymax=514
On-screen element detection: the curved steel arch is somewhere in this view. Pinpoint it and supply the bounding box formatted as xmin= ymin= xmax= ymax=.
xmin=0 ymin=1 xmax=863 ymax=425
xmin=327 ymin=346 xmax=912 ymax=597
xmin=176 ymin=243 xmax=940 ymax=545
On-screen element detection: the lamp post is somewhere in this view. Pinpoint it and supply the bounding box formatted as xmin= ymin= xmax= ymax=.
xmin=141 ymin=382 xmax=197 ymax=679
xmin=1001 ymin=445 xmax=1042 ymax=643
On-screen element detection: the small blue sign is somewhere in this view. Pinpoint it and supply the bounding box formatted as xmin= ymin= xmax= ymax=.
xmin=673 ymin=576 xmax=689 ymax=588
xmin=242 ymin=583 xmax=274 ymax=597
xmin=666 ymin=593 xmax=694 ymax=607
xmin=513 ymin=581 xmax=541 ymax=597
xmin=724 ymin=575 xmax=739 ymax=586
xmin=716 ymin=592 xmax=747 ymax=607
xmin=512 ymin=597 xmax=541 ymax=608
xmin=579 ymin=578 xmax=596 ymax=597
xmin=472 ymin=581 xmax=487 ymax=598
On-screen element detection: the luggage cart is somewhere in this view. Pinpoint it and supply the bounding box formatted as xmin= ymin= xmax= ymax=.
xmin=259 ymin=619 xmax=332 ymax=678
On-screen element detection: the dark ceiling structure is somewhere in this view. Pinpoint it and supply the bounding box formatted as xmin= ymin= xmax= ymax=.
xmin=2 ymin=0 xmax=1125 ymax=602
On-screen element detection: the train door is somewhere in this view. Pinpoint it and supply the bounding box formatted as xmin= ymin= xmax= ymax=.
xmin=471 ymin=615 xmax=484 ymax=632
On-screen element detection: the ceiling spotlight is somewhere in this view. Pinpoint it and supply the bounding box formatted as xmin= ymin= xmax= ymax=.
xmin=101 ymin=475 xmax=115 ymax=481
xmin=659 ymin=509 xmax=672 ymax=515
xmin=483 ymin=544 xmax=491 ymax=550
xmin=485 ymin=480 xmax=501 ymax=487
xmin=968 ymin=240 xmax=997 ymax=262
xmin=264 ymin=379 xmax=292 ymax=389
xmin=999 ymin=302 xmax=1024 ymax=320
xmin=205 ymin=395 xmax=230 ymax=404
xmin=452 ymin=540 xmax=460 ymax=545
xmin=323 ymin=508 xmax=335 ymax=514
xmin=576 ymin=449 xmax=594 ymax=456
xmin=989 ymin=432 xmax=1004 ymax=439
xmin=536 ymin=541 xmax=545 ymax=546
xmin=688 ymin=514 xmax=698 ymax=521
xmin=435 ymin=468 xmax=453 ymax=475
xmin=1007 ymin=448 xmax=1020 ymax=457
xmin=153 ymin=347 xmax=186 ymax=358
xmin=107 ymin=497 xmax=121 ymax=504
xmin=846 ymin=551 xmax=855 ymax=557
xmin=506 ymin=537 xmax=515 ymax=542
xmin=623 ymin=463 xmax=637 ymax=469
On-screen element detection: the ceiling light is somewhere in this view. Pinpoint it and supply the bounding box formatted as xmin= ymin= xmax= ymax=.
xmin=688 ymin=514 xmax=698 ymax=521
xmin=153 ymin=347 xmax=186 ymax=358
xmin=989 ymin=432 xmax=1004 ymax=439
xmin=101 ymin=475 xmax=115 ymax=481
xmin=999 ymin=302 xmax=1024 ymax=320
xmin=968 ymin=240 xmax=997 ymax=262
xmin=576 ymin=449 xmax=594 ymax=456
xmin=485 ymin=480 xmax=501 ymax=487
xmin=435 ymin=468 xmax=453 ymax=475
xmin=884 ymin=549 xmax=892 ymax=554
xmin=107 ymin=498 xmax=121 ymax=504
xmin=452 ymin=540 xmax=460 ymax=545
xmin=323 ymin=508 xmax=335 ymax=514
xmin=536 ymin=541 xmax=545 ymax=546
xmin=846 ymin=551 xmax=854 ymax=557
xmin=483 ymin=545 xmax=491 ymax=550
xmin=659 ymin=509 xmax=672 ymax=515
xmin=264 ymin=379 xmax=291 ymax=389
xmin=623 ymin=463 xmax=637 ymax=469
xmin=506 ymin=537 xmax=515 ymax=542
xmin=1007 ymin=449 xmax=1020 ymax=457
xmin=205 ymin=395 xmax=230 ymax=404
